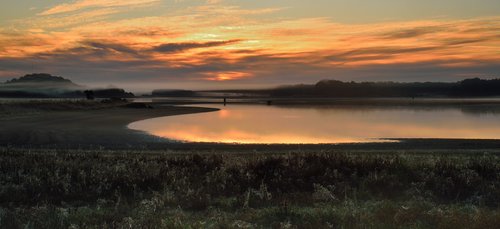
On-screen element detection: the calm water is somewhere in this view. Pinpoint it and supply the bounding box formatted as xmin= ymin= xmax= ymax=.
xmin=128 ymin=104 xmax=500 ymax=144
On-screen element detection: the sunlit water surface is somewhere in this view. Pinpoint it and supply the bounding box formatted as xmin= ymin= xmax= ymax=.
xmin=128 ymin=104 xmax=500 ymax=144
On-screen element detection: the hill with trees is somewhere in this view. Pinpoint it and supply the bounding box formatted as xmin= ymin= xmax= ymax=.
xmin=0 ymin=73 xmax=134 ymax=98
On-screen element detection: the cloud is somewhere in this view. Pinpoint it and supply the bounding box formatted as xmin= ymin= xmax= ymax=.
xmin=117 ymin=27 xmax=181 ymax=38
xmin=444 ymin=37 xmax=493 ymax=46
xmin=206 ymin=0 xmax=223 ymax=4
xmin=10 ymin=8 xmax=121 ymax=31
xmin=381 ymin=26 xmax=446 ymax=39
xmin=82 ymin=40 xmax=139 ymax=55
xmin=1 ymin=0 xmax=499 ymax=90
xmin=337 ymin=46 xmax=440 ymax=58
xmin=151 ymin=39 xmax=241 ymax=53
xmin=1 ymin=45 xmax=499 ymax=90
xmin=39 ymin=0 xmax=161 ymax=16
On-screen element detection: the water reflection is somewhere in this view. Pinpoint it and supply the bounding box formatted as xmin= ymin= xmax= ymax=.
xmin=128 ymin=104 xmax=500 ymax=144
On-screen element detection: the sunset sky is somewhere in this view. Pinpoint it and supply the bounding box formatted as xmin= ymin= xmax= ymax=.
xmin=1 ymin=0 xmax=499 ymax=91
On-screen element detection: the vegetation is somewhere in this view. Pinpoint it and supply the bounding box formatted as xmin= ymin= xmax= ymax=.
xmin=87 ymin=88 xmax=134 ymax=98
xmin=211 ymin=78 xmax=500 ymax=98
xmin=0 ymin=148 xmax=498 ymax=228
xmin=272 ymin=78 xmax=500 ymax=98
xmin=151 ymin=89 xmax=198 ymax=97
xmin=0 ymin=73 xmax=134 ymax=98
xmin=4 ymin=73 xmax=77 ymax=85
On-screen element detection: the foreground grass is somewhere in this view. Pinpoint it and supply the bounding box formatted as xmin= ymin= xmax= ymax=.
xmin=0 ymin=148 xmax=498 ymax=228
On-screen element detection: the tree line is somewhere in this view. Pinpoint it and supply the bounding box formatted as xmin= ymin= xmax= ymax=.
xmin=268 ymin=78 xmax=500 ymax=97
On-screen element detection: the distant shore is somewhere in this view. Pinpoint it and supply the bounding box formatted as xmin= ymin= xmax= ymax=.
xmin=141 ymin=96 xmax=500 ymax=106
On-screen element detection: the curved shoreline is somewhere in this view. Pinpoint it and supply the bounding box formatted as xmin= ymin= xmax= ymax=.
xmin=0 ymin=105 xmax=219 ymax=148
xmin=1 ymin=102 xmax=500 ymax=152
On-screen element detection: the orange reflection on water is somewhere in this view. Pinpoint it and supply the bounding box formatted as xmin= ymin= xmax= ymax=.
xmin=128 ymin=104 xmax=500 ymax=144
xmin=218 ymin=109 xmax=230 ymax=118
xmin=152 ymin=128 xmax=377 ymax=144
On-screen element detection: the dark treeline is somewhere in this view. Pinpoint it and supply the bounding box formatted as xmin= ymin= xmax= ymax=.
xmin=0 ymin=89 xmax=134 ymax=98
xmin=151 ymin=89 xmax=198 ymax=97
xmin=0 ymin=87 xmax=135 ymax=98
xmin=84 ymin=88 xmax=134 ymax=98
xmin=267 ymin=78 xmax=500 ymax=97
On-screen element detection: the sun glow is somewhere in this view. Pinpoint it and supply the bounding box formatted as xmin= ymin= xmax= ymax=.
xmin=203 ymin=71 xmax=252 ymax=81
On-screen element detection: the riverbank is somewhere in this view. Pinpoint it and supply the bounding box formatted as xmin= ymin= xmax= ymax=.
xmin=0 ymin=100 xmax=218 ymax=148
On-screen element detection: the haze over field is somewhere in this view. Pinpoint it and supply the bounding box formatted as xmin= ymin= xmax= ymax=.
xmin=0 ymin=0 xmax=499 ymax=91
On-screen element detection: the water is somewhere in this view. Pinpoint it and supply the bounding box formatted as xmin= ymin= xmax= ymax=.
xmin=128 ymin=104 xmax=500 ymax=144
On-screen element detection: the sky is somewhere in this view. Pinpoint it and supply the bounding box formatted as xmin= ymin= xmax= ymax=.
xmin=0 ymin=0 xmax=499 ymax=91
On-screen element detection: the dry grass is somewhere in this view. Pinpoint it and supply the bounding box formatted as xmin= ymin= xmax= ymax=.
xmin=0 ymin=148 xmax=498 ymax=228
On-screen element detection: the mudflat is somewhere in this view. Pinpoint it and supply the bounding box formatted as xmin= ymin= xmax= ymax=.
xmin=0 ymin=103 xmax=218 ymax=148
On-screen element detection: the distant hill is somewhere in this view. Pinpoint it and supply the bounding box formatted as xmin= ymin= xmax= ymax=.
xmin=0 ymin=73 xmax=82 ymax=97
xmin=5 ymin=73 xmax=78 ymax=86
xmin=0 ymin=73 xmax=134 ymax=98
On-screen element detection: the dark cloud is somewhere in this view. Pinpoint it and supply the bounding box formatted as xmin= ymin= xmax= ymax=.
xmin=117 ymin=28 xmax=180 ymax=38
xmin=444 ymin=38 xmax=491 ymax=46
xmin=352 ymin=46 xmax=438 ymax=55
xmin=462 ymin=26 xmax=500 ymax=33
xmin=326 ymin=46 xmax=439 ymax=62
xmin=151 ymin=39 xmax=241 ymax=53
xmin=381 ymin=26 xmax=446 ymax=39
xmin=82 ymin=41 xmax=139 ymax=55
xmin=30 ymin=40 xmax=148 ymax=62
xmin=56 ymin=39 xmax=242 ymax=60
xmin=229 ymin=49 xmax=265 ymax=54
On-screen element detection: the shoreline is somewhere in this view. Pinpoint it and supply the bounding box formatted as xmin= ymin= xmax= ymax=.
xmin=1 ymin=100 xmax=500 ymax=151
xmin=0 ymin=104 xmax=219 ymax=149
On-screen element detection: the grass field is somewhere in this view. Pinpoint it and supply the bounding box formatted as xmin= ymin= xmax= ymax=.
xmin=0 ymin=148 xmax=498 ymax=228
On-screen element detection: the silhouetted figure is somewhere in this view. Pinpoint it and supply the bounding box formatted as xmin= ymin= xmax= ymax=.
xmin=267 ymin=100 xmax=272 ymax=105
xmin=84 ymin=90 xmax=95 ymax=100
xmin=223 ymin=97 xmax=227 ymax=106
